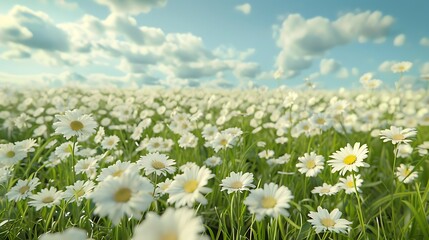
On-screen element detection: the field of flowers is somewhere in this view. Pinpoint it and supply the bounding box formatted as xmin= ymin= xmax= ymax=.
xmin=0 ymin=82 xmax=428 ymax=239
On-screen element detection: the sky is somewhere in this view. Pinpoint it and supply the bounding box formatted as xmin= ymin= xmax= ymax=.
xmin=0 ymin=0 xmax=428 ymax=89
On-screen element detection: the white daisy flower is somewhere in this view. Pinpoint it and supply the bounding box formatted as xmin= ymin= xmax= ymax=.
xmin=167 ymin=165 xmax=214 ymax=207
xmin=395 ymin=164 xmax=418 ymax=184
xmin=338 ymin=174 xmax=363 ymax=194
xmin=6 ymin=177 xmax=40 ymax=202
xmin=138 ymin=152 xmax=176 ymax=176
xmin=296 ymin=152 xmax=325 ymax=177
xmin=244 ymin=182 xmax=293 ymax=221
xmin=328 ymin=142 xmax=369 ymax=175
xmin=75 ymin=157 xmax=99 ymax=179
xmin=53 ymin=109 xmax=98 ymax=140
xmin=155 ymin=178 xmax=173 ymax=197
xmin=63 ymin=180 xmax=95 ymax=204
xmin=96 ymin=161 xmax=138 ymax=182
xmin=94 ymin=126 xmax=105 ymax=144
xmin=54 ymin=141 xmax=79 ymax=160
xmin=132 ymin=208 xmax=206 ymax=240
xmin=396 ymin=144 xmax=413 ymax=158
xmin=101 ymin=135 xmax=120 ymax=150
xmin=39 ymin=227 xmax=87 ymax=240
xmin=0 ymin=143 xmax=27 ymax=167
xmin=311 ymin=183 xmax=339 ymax=196
xmin=308 ymin=206 xmax=352 ymax=234
xmin=204 ymin=156 xmax=223 ymax=167
xmin=391 ymin=61 xmax=412 ymax=73
xmin=417 ymin=141 xmax=429 ymax=156
xmin=90 ymin=172 xmax=153 ymax=225
xmin=210 ymin=132 xmax=235 ymax=152
xmin=29 ymin=187 xmax=64 ymax=211
xmin=258 ymin=149 xmax=275 ymax=159
xmin=379 ymin=126 xmax=417 ymax=145
xmin=220 ymin=172 xmax=255 ymax=194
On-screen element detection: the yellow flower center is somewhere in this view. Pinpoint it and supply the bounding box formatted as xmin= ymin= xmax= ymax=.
xmin=343 ymin=155 xmax=357 ymax=165
xmin=114 ymin=188 xmax=132 ymax=203
xmin=220 ymin=139 xmax=228 ymax=146
xmin=316 ymin=118 xmax=325 ymax=125
xmin=261 ymin=196 xmax=277 ymax=209
xmin=70 ymin=120 xmax=84 ymax=131
xmin=320 ymin=188 xmax=330 ymax=193
xmin=112 ymin=170 xmax=124 ymax=177
xmin=392 ymin=133 xmax=405 ymax=141
xmin=19 ymin=185 xmax=30 ymax=194
xmin=108 ymin=140 xmax=115 ymax=146
xmin=160 ymin=232 xmax=177 ymax=240
xmin=42 ymin=196 xmax=54 ymax=204
xmin=71 ymin=190 xmax=83 ymax=199
xmin=230 ymin=181 xmax=243 ymax=189
xmin=6 ymin=151 xmax=15 ymax=158
xmin=321 ymin=218 xmax=335 ymax=227
xmin=152 ymin=160 xmax=166 ymax=169
xmin=346 ymin=181 xmax=354 ymax=188
xmin=306 ymin=160 xmax=316 ymax=169
xmin=153 ymin=142 xmax=161 ymax=148
xmin=404 ymin=168 xmax=411 ymax=176
xmin=303 ymin=125 xmax=310 ymax=131
xmin=183 ymin=180 xmax=199 ymax=193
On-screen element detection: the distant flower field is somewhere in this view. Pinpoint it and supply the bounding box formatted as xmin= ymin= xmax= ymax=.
xmin=0 ymin=85 xmax=428 ymax=239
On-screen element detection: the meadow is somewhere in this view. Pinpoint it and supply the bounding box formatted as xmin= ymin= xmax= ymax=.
xmin=0 ymin=82 xmax=428 ymax=239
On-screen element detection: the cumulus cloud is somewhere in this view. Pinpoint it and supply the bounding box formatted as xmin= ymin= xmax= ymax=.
xmin=95 ymin=0 xmax=167 ymax=15
xmin=0 ymin=5 xmax=262 ymax=88
xmin=0 ymin=5 xmax=70 ymax=51
xmin=378 ymin=60 xmax=397 ymax=72
xmin=319 ymin=58 xmax=341 ymax=75
xmin=393 ymin=34 xmax=405 ymax=46
xmin=420 ymin=37 xmax=429 ymax=47
xmin=235 ymin=3 xmax=251 ymax=15
xmin=274 ymin=11 xmax=394 ymax=78
xmin=421 ymin=62 xmax=429 ymax=77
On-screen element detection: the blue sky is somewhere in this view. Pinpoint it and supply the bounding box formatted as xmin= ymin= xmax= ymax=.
xmin=0 ymin=0 xmax=428 ymax=89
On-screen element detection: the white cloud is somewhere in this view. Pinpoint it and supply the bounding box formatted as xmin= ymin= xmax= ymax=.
xmin=421 ymin=62 xmax=429 ymax=77
xmin=336 ymin=68 xmax=349 ymax=79
xmin=0 ymin=5 xmax=70 ymax=51
xmin=393 ymin=34 xmax=405 ymax=46
xmin=235 ymin=3 xmax=251 ymax=15
xmin=378 ymin=60 xmax=397 ymax=72
xmin=274 ymin=11 xmax=394 ymax=78
xmin=319 ymin=58 xmax=341 ymax=75
xmin=351 ymin=67 xmax=359 ymax=76
xmin=95 ymin=0 xmax=167 ymax=15
xmin=420 ymin=37 xmax=429 ymax=47
xmin=0 ymin=6 xmax=262 ymax=88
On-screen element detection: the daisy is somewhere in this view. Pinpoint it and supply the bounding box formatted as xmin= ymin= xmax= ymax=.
xmin=258 ymin=150 xmax=275 ymax=159
xmin=178 ymin=132 xmax=198 ymax=149
xmin=75 ymin=157 xmax=99 ymax=179
xmin=6 ymin=177 xmax=40 ymax=202
xmin=220 ymin=172 xmax=255 ymax=194
xmin=54 ymin=141 xmax=79 ymax=160
xmin=296 ymin=152 xmax=325 ymax=177
xmin=243 ymin=182 xmax=293 ymax=221
xmin=53 ymin=109 xmax=97 ymax=140
xmin=132 ymin=208 xmax=206 ymax=240
xmin=417 ymin=141 xmax=429 ymax=156
xmin=167 ymin=165 xmax=214 ymax=207
xmin=29 ymin=187 xmax=64 ymax=211
xmin=63 ymin=180 xmax=95 ymax=204
xmin=0 ymin=143 xmax=27 ymax=167
xmin=210 ymin=132 xmax=235 ymax=152
xmin=202 ymin=125 xmax=218 ymax=141
xmin=338 ymin=174 xmax=363 ymax=194
xmin=328 ymin=142 xmax=369 ymax=175
xmin=39 ymin=227 xmax=87 ymax=240
xmin=179 ymin=162 xmax=199 ymax=172
xmin=379 ymin=126 xmax=417 ymax=145
xmin=96 ymin=161 xmax=138 ymax=182
xmin=396 ymin=144 xmax=413 ymax=158
xmin=90 ymin=172 xmax=154 ymax=225
xmin=137 ymin=152 xmax=176 ymax=176
xmin=204 ymin=156 xmax=223 ymax=167
xmin=155 ymin=179 xmax=173 ymax=197
xmin=101 ymin=135 xmax=120 ymax=150
xmin=311 ymin=183 xmax=339 ymax=196
xmin=94 ymin=126 xmax=105 ymax=143
xmin=391 ymin=61 xmax=413 ymax=73
xmin=395 ymin=164 xmax=418 ymax=184
xmin=308 ymin=206 xmax=352 ymax=234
